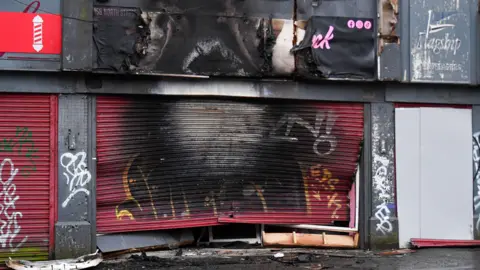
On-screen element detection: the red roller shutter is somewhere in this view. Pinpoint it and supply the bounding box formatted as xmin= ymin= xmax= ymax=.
xmin=0 ymin=94 xmax=57 ymax=262
xmin=96 ymin=96 xmax=363 ymax=233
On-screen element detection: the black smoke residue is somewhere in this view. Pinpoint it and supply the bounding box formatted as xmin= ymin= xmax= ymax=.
xmin=93 ymin=7 xmax=149 ymax=71
xmin=92 ymin=0 xmax=296 ymax=76
xmin=116 ymin=98 xmax=312 ymax=220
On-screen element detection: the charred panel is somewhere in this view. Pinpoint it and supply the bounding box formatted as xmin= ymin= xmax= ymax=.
xmin=92 ymin=1 xmax=376 ymax=79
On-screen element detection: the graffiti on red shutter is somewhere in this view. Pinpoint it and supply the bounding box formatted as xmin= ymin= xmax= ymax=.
xmin=0 ymin=127 xmax=38 ymax=177
xmin=0 ymin=158 xmax=28 ymax=252
xmin=303 ymin=164 xmax=343 ymax=220
xmin=96 ymin=99 xmax=364 ymax=231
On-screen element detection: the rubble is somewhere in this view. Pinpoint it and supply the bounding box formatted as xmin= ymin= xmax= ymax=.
xmin=6 ymin=250 xmax=102 ymax=270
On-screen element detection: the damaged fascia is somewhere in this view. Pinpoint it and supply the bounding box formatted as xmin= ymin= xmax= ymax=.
xmin=378 ymin=0 xmax=399 ymax=55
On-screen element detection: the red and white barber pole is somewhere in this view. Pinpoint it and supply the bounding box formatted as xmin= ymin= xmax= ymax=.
xmin=32 ymin=15 xmax=43 ymax=52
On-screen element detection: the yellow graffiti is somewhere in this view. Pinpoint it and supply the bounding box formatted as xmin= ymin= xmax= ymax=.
xmin=115 ymin=155 xmax=147 ymax=220
xmin=183 ymin=191 xmax=191 ymax=217
xmin=121 ymin=155 xmax=138 ymax=201
xmin=310 ymin=167 xmax=339 ymax=201
xmin=137 ymin=163 xmax=158 ymax=219
xmin=327 ymin=193 xmax=342 ymax=219
xmin=116 ymin=208 xmax=135 ymax=220
xmin=251 ymin=182 xmax=268 ymax=213
xmin=204 ymin=193 xmax=218 ymax=216
xmin=117 ymin=154 xmax=198 ymax=220
xmin=319 ymin=169 xmax=339 ymax=191
xmin=169 ymin=187 xmax=176 ymax=218
xmin=303 ymin=164 xmax=343 ymax=219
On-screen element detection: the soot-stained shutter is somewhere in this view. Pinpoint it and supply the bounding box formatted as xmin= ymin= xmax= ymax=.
xmin=96 ymin=96 xmax=363 ymax=233
xmin=0 ymin=94 xmax=57 ymax=263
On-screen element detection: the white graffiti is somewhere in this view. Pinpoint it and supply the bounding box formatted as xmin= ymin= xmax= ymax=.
xmin=270 ymin=110 xmax=337 ymax=157
xmin=472 ymin=132 xmax=480 ymax=231
xmin=373 ymin=154 xmax=393 ymax=235
xmin=375 ymin=202 xmax=393 ymax=235
xmin=416 ymin=10 xmax=461 ymax=55
xmin=61 ymin=152 xmax=91 ymax=208
xmin=0 ymin=159 xmax=28 ymax=252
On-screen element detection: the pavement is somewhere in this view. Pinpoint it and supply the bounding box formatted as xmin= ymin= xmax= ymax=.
xmin=92 ymin=247 xmax=480 ymax=270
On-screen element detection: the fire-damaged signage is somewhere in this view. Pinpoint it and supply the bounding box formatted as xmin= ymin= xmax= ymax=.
xmin=92 ymin=2 xmax=375 ymax=80
xmin=0 ymin=0 xmax=61 ymax=71
xmin=293 ymin=16 xmax=375 ymax=79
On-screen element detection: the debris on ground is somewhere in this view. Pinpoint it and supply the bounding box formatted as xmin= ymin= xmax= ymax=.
xmin=6 ymin=250 xmax=102 ymax=270
xmin=91 ymin=248 xmax=480 ymax=270
xmin=377 ymin=249 xmax=416 ymax=256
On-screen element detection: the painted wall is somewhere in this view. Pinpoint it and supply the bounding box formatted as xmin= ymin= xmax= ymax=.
xmin=396 ymin=107 xmax=473 ymax=248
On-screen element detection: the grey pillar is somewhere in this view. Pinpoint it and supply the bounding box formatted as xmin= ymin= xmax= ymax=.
xmin=369 ymin=102 xmax=398 ymax=249
xmin=472 ymin=106 xmax=480 ymax=239
xmin=62 ymin=0 xmax=93 ymax=71
xmin=55 ymin=95 xmax=96 ymax=258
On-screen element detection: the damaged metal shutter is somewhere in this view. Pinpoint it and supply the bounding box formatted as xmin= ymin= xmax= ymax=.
xmin=96 ymin=96 xmax=363 ymax=233
xmin=0 ymin=94 xmax=57 ymax=262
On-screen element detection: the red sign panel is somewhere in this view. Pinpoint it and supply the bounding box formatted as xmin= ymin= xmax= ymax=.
xmin=0 ymin=12 xmax=61 ymax=54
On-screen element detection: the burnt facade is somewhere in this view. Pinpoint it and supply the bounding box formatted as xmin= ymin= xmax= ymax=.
xmin=0 ymin=0 xmax=479 ymax=264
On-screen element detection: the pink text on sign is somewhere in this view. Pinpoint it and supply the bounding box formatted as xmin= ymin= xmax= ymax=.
xmin=312 ymin=26 xmax=334 ymax=50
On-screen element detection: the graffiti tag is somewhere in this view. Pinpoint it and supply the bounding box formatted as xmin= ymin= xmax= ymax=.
xmin=306 ymin=165 xmax=342 ymax=219
xmin=270 ymin=110 xmax=338 ymax=157
xmin=60 ymin=152 xmax=91 ymax=208
xmin=473 ymin=132 xmax=480 ymax=231
xmin=0 ymin=159 xmax=28 ymax=252
xmin=0 ymin=127 xmax=38 ymax=177
xmin=375 ymin=202 xmax=393 ymax=235
xmin=373 ymin=154 xmax=393 ymax=235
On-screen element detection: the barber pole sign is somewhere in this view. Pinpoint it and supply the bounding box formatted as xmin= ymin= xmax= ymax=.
xmin=0 ymin=12 xmax=61 ymax=54
xmin=33 ymin=15 xmax=43 ymax=52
